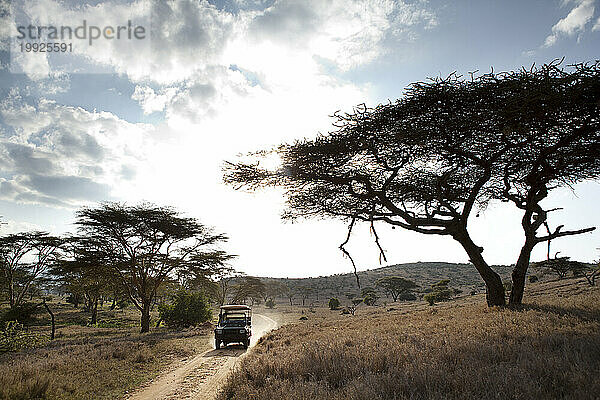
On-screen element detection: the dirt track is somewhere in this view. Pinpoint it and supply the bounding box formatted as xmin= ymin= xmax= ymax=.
xmin=127 ymin=313 xmax=278 ymax=400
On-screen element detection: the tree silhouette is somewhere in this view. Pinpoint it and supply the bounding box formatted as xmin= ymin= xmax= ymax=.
xmin=0 ymin=232 xmax=63 ymax=308
xmin=224 ymin=61 xmax=600 ymax=307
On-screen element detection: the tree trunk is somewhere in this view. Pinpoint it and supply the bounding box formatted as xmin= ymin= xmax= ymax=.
xmin=90 ymin=298 xmax=98 ymax=325
xmin=454 ymin=230 xmax=505 ymax=306
xmin=42 ymin=301 xmax=55 ymax=340
xmin=110 ymin=297 xmax=116 ymax=310
xmin=509 ymin=240 xmax=535 ymax=306
xmin=140 ymin=302 xmax=151 ymax=333
xmin=9 ymin=282 xmax=15 ymax=308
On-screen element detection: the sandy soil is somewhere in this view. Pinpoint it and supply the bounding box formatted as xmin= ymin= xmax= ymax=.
xmin=127 ymin=313 xmax=278 ymax=400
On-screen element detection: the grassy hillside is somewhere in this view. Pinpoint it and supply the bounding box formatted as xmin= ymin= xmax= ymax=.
xmin=264 ymin=262 xmax=542 ymax=304
xmin=219 ymin=278 xmax=600 ymax=400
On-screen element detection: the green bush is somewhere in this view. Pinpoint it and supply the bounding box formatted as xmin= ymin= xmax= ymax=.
xmin=1 ymin=303 xmax=40 ymax=326
xmin=0 ymin=321 xmax=48 ymax=352
xmin=424 ymin=280 xmax=453 ymax=306
xmin=328 ymin=297 xmax=341 ymax=310
xmin=158 ymin=290 xmax=212 ymax=328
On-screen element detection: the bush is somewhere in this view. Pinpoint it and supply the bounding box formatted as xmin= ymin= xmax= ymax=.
xmin=265 ymin=298 xmax=275 ymax=309
xmin=397 ymin=292 xmax=417 ymax=301
xmin=328 ymin=297 xmax=341 ymax=310
xmin=116 ymin=299 xmax=129 ymax=309
xmin=0 ymin=321 xmax=48 ymax=352
xmin=529 ymin=275 xmax=539 ymax=283
xmin=424 ymin=280 xmax=453 ymax=306
xmin=1 ymin=303 xmax=39 ymax=326
xmin=158 ymin=290 xmax=212 ymax=328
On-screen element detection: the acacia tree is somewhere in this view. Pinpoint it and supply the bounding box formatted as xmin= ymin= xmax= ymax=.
xmin=51 ymin=237 xmax=116 ymax=325
xmin=231 ymin=276 xmax=266 ymax=305
xmin=0 ymin=232 xmax=63 ymax=308
xmin=75 ymin=203 xmax=233 ymax=332
xmin=261 ymin=280 xmax=287 ymax=303
xmin=297 ymin=285 xmax=314 ymax=306
xmin=224 ymin=61 xmax=600 ymax=307
xmin=376 ymin=276 xmax=418 ymax=302
xmin=181 ymin=254 xmax=237 ymax=302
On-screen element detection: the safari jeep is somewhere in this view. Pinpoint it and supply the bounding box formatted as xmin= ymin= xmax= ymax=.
xmin=214 ymin=305 xmax=252 ymax=349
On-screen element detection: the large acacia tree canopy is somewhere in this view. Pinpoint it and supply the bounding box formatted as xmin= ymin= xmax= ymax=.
xmin=225 ymin=62 xmax=600 ymax=235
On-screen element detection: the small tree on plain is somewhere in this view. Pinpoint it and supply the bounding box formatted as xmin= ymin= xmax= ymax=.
xmin=376 ymin=277 xmax=418 ymax=302
xmin=534 ymin=257 xmax=582 ymax=279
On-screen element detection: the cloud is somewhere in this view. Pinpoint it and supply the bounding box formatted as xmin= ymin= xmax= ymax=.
xmin=131 ymin=86 xmax=177 ymax=114
xmin=7 ymin=0 xmax=234 ymax=84
xmin=245 ymin=0 xmax=437 ymax=71
xmin=543 ymin=0 xmax=595 ymax=47
xmin=0 ymin=89 xmax=154 ymax=207
xmin=21 ymin=174 xmax=112 ymax=201
xmin=8 ymin=0 xmax=437 ymax=83
xmin=593 ymin=16 xmax=600 ymax=31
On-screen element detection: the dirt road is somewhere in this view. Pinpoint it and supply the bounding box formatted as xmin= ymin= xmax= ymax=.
xmin=127 ymin=313 xmax=278 ymax=400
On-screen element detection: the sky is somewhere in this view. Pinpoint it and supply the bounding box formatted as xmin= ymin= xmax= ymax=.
xmin=0 ymin=0 xmax=599 ymax=278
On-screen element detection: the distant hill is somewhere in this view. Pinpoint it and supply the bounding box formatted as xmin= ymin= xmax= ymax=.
xmin=261 ymin=262 xmax=521 ymax=305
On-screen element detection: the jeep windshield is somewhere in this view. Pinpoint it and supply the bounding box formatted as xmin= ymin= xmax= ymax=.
xmin=221 ymin=313 xmax=247 ymax=327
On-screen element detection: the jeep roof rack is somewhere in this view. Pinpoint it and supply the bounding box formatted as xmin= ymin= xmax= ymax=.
xmin=220 ymin=304 xmax=251 ymax=311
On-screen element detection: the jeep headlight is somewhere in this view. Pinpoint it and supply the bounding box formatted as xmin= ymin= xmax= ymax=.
xmin=239 ymin=329 xmax=245 ymax=333
xmin=216 ymin=329 xmax=223 ymax=334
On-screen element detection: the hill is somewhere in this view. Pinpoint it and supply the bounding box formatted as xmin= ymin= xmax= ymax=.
xmin=261 ymin=262 xmax=527 ymax=304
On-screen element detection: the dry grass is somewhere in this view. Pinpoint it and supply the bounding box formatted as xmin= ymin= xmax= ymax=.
xmin=219 ymin=278 xmax=600 ymax=400
xmin=0 ymin=303 xmax=212 ymax=400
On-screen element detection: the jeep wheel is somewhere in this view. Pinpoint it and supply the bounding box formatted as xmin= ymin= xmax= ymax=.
xmin=215 ymin=339 xmax=220 ymax=349
xmin=243 ymin=339 xmax=250 ymax=349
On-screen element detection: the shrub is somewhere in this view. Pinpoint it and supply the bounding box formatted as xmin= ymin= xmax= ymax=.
xmin=116 ymin=299 xmax=129 ymax=309
xmin=0 ymin=321 xmax=48 ymax=352
xmin=397 ymin=292 xmax=417 ymax=301
xmin=328 ymin=297 xmax=341 ymax=310
xmin=265 ymin=298 xmax=275 ymax=309
xmin=1 ymin=303 xmax=39 ymax=326
xmin=424 ymin=280 xmax=453 ymax=306
xmin=158 ymin=290 xmax=212 ymax=328
xmin=529 ymin=275 xmax=539 ymax=283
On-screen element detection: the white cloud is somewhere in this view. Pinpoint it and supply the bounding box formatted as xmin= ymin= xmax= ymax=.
xmin=593 ymin=16 xmax=600 ymax=31
xmin=245 ymin=0 xmax=437 ymax=71
xmin=543 ymin=0 xmax=595 ymax=47
xmin=9 ymin=0 xmax=437 ymax=83
xmin=0 ymin=90 xmax=154 ymax=207
xmin=131 ymin=85 xmax=177 ymax=114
